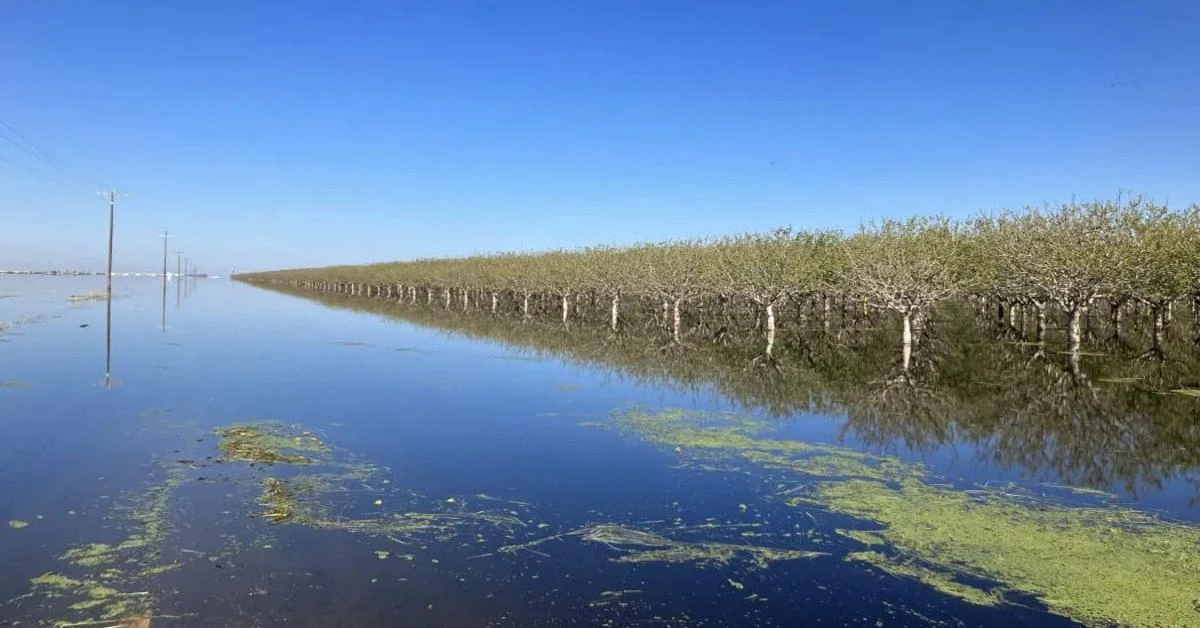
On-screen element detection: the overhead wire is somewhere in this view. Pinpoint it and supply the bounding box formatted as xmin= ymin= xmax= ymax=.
xmin=0 ymin=116 xmax=108 ymax=188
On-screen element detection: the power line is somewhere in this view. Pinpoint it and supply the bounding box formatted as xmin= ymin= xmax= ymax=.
xmin=0 ymin=154 xmax=66 ymax=185
xmin=0 ymin=117 xmax=107 ymax=188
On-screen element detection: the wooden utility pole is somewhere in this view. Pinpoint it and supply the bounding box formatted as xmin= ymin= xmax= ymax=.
xmin=98 ymin=191 xmax=118 ymax=294
xmin=98 ymin=190 xmax=119 ymax=384
xmin=160 ymin=231 xmax=173 ymax=277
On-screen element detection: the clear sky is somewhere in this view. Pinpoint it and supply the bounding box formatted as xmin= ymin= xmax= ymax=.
xmin=2 ymin=1 xmax=1198 ymax=273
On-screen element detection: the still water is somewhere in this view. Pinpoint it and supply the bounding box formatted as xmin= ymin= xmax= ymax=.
xmin=1 ymin=276 xmax=1197 ymax=627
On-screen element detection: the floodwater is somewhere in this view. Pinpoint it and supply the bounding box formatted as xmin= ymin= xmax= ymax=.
xmin=1 ymin=276 xmax=1197 ymax=627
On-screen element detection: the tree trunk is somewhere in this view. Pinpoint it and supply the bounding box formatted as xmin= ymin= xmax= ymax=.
xmin=672 ymin=298 xmax=683 ymax=343
xmin=662 ymin=299 xmax=670 ymax=329
xmin=1153 ymin=302 xmax=1167 ymax=353
xmin=1034 ymin=301 xmax=1046 ymax=343
xmin=490 ymin=291 xmax=498 ymax=313
xmin=522 ymin=292 xmax=531 ymax=318
xmin=462 ymin=288 xmax=470 ymax=311
xmin=822 ymin=294 xmax=831 ymax=332
xmin=1066 ymin=303 xmax=1086 ymax=355
xmin=610 ymin=293 xmax=620 ymax=332
xmin=765 ymin=302 xmax=776 ymax=356
xmin=443 ymin=288 xmax=451 ymax=309
xmin=902 ymin=310 xmax=914 ymax=371
xmin=1111 ymin=301 xmax=1124 ymax=340
xmin=561 ymin=294 xmax=570 ymax=323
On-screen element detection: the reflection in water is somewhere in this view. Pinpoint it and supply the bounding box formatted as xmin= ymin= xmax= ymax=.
xmin=104 ymin=279 xmax=113 ymax=389
xmin=161 ymin=275 xmax=168 ymax=332
xmin=269 ymin=287 xmax=1200 ymax=500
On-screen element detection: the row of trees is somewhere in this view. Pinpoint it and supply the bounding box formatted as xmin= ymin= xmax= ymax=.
xmin=237 ymin=198 xmax=1200 ymax=355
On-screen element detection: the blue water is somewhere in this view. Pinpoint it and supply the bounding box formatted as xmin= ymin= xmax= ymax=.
xmin=0 ymin=276 xmax=1188 ymax=626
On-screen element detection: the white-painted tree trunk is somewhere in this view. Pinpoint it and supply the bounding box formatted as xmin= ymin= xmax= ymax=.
xmin=672 ymin=298 xmax=683 ymax=343
xmin=765 ymin=302 xmax=777 ymax=357
xmin=1153 ymin=303 xmax=1167 ymax=351
xmin=1067 ymin=304 xmax=1085 ymax=355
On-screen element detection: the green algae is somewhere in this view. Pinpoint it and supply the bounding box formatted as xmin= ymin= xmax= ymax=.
xmin=495 ymin=523 xmax=826 ymax=568
xmin=614 ymin=408 xmax=923 ymax=482
xmin=140 ymin=562 xmax=181 ymax=576
xmin=815 ymin=479 xmax=1200 ymax=627
xmin=216 ymin=423 xmax=329 ymax=464
xmin=232 ymin=423 xmax=530 ymax=552
xmin=32 ymin=465 xmax=187 ymax=623
xmin=30 ymin=573 xmax=85 ymax=589
xmin=614 ymin=408 xmax=1200 ymax=628
xmin=8 ymin=519 xmax=29 ymax=529
xmin=836 ymin=529 xmax=887 ymax=546
xmin=846 ymin=551 xmax=1002 ymax=607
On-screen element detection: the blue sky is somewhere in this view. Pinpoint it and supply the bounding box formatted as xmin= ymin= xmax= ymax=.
xmin=2 ymin=1 xmax=1198 ymax=273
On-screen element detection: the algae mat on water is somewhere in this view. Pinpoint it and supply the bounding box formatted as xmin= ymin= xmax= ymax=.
xmin=14 ymin=421 xmax=533 ymax=626
xmin=611 ymin=408 xmax=1200 ymax=628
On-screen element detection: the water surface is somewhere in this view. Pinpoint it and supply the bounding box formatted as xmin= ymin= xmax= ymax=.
xmin=1 ymin=276 xmax=1196 ymax=627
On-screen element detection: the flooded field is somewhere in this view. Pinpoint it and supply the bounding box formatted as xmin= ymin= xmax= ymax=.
xmin=1 ymin=275 xmax=1198 ymax=627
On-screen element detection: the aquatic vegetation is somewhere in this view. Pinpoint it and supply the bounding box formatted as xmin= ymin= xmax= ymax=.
xmin=68 ymin=292 xmax=108 ymax=302
xmin=614 ymin=408 xmax=1200 ymax=627
xmin=255 ymin=474 xmax=526 ymax=539
xmin=8 ymin=519 xmax=29 ymax=529
xmin=215 ymin=423 xmax=328 ymax=464
xmin=615 ymin=408 xmax=923 ymax=483
xmin=0 ymin=381 xmax=30 ymax=389
xmin=835 ymin=529 xmax=886 ymax=546
xmin=39 ymin=469 xmax=184 ymax=621
xmin=494 ymin=523 xmax=825 ymax=568
xmin=845 ymin=551 xmax=1002 ymax=607
xmin=815 ymin=479 xmax=1200 ymax=627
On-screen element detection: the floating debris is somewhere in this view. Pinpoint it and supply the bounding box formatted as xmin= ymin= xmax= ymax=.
xmin=216 ymin=423 xmax=328 ymax=464
xmin=68 ymin=292 xmax=109 ymax=302
xmin=8 ymin=519 xmax=29 ymax=529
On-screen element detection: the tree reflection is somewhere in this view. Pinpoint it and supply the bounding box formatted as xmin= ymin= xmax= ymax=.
xmin=273 ymin=287 xmax=1200 ymax=499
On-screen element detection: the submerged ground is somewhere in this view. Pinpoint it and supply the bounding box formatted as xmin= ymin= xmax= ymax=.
xmin=0 ymin=276 xmax=1197 ymax=627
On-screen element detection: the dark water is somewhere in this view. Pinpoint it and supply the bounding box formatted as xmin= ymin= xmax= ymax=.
xmin=1 ymin=276 xmax=1196 ymax=627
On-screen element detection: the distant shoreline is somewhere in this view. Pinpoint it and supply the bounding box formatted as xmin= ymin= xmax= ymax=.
xmin=0 ymin=270 xmax=213 ymax=278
